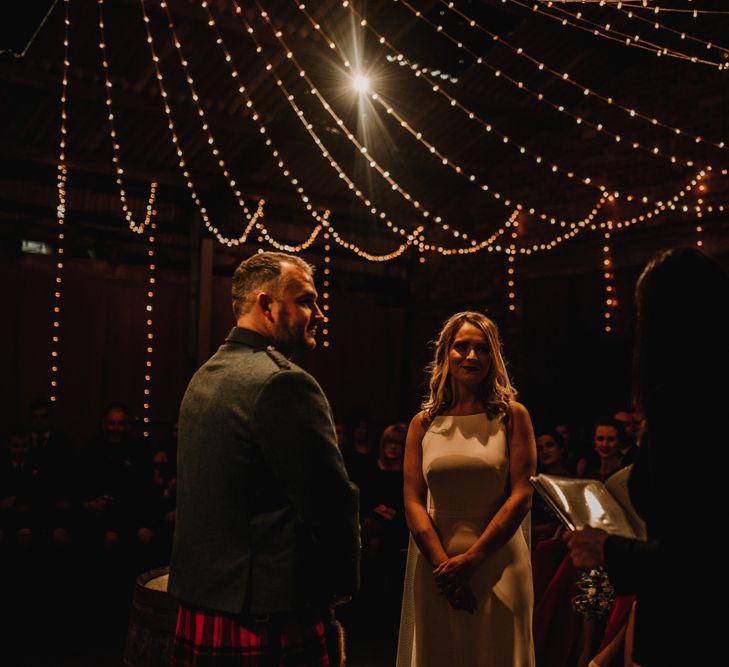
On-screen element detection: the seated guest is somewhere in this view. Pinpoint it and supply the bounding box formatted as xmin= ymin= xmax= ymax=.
xmin=362 ymin=423 xmax=408 ymax=556
xmin=532 ymin=430 xmax=573 ymax=545
xmin=586 ymin=417 xmax=627 ymax=482
xmin=76 ymin=403 xmax=155 ymax=552
xmin=360 ymin=423 xmax=409 ymax=635
xmin=0 ymin=428 xmax=41 ymax=551
xmin=27 ymin=398 xmax=75 ymax=546
xmin=612 ymin=409 xmax=638 ymax=465
xmin=343 ymin=418 xmax=377 ymax=491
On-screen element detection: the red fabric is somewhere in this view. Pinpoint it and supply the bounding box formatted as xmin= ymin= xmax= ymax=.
xmin=532 ymin=537 xmax=568 ymax=607
xmin=533 ymin=553 xmax=582 ymax=667
xmin=172 ymin=604 xmax=330 ymax=667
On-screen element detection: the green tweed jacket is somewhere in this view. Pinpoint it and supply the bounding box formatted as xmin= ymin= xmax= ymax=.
xmin=169 ymin=327 xmax=359 ymax=614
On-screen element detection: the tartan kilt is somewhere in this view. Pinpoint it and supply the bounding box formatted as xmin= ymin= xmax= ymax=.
xmin=172 ymin=603 xmax=331 ymax=667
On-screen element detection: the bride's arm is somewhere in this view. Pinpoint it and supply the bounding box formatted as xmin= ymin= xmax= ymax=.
xmin=403 ymin=412 xmax=449 ymax=568
xmin=434 ymin=402 xmax=536 ymax=590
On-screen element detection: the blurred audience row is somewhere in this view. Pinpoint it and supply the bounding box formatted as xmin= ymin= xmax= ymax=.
xmin=1 ymin=401 xmax=642 ymax=665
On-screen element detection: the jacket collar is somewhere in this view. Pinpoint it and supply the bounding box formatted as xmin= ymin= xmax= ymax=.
xmin=225 ymin=327 xmax=275 ymax=350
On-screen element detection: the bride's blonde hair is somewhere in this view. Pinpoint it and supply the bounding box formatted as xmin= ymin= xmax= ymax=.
xmin=421 ymin=311 xmax=516 ymax=421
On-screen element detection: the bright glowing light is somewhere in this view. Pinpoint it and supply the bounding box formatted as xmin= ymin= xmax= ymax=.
xmin=352 ymin=73 xmax=370 ymax=93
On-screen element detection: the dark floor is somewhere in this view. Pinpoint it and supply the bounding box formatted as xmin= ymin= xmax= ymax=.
xmin=1 ymin=545 xmax=401 ymax=667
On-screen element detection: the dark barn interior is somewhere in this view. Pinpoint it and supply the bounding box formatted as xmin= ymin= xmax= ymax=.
xmin=1 ymin=0 xmax=728 ymax=665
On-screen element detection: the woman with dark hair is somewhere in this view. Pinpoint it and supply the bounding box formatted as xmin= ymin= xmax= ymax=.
xmin=532 ymin=430 xmax=572 ymax=545
xmin=566 ymin=248 xmax=729 ymax=665
xmin=397 ymin=311 xmax=536 ymax=666
xmin=362 ymin=423 xmax=409 ymax=556
xmin=586 ymin=417 xmax=627 ymax=482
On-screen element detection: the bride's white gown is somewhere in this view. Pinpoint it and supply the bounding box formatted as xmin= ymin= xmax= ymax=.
xmin=397 ymin=413 xmax=534 ymax=667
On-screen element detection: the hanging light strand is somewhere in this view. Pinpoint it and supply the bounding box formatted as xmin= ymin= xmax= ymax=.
xmin=396 ymin=0 xmax=712 ymax=175
xmin=51 ymin=0 xmax=72 ymax=403
xmin=392 ymin=0 xmax=712 ymax=173
xmin=249 ymin=1 xmax=473 ymax=244
xmin=216 ymin=2 xmax=718 ymax=259
xmin=200 ymin=0 xmax=418 ymax=261
xmin=603 ymin=0 xmax=729 ymax=56
xmin=295 ymin=1 xmax=613 ymax=231
xmin=694 ymin=178 xmax=708 ymax=248
xmin=507 ymin=220 xmax=519 ymax=312
xmin=436 ymin=0 xmax=727 ymax=155
xmin=255 ymin=3 xmax=601 ymax=255
xmin=256 ymin=212 xmax=326 ymax=253
xmin=159 ymin=0 xmax=264 ymax=229
xmin=505 ymin=0 xmax=727 ymax=69
xmin=245 ymin=2 xmax=715 ymax=258
xmin=97 ymin=0 xmax=158 ymax=233
xmin=321 ymin=234 xmax=332 ymax=348
xmin=621 ymin=2 xmax=729 ymax=17
xmin=602 ymin=227 xmax=616 ymax=334
xmin=142 ymin=214 xmax=157 ymax=438
xmin=338 ymin=1 xmax=712 ymax=220
xmin=138 ymin=0 xmax=265 ymax=247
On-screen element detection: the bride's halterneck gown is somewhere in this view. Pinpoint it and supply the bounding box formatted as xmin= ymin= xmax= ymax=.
xmin=396 ymin=413 xmax=535 ymax=667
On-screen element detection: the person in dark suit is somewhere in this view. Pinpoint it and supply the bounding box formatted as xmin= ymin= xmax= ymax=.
xmin=566 ymin=248 xmax=729 ymax=665
xmin=169 ymin=251 xmax=359 ymax=667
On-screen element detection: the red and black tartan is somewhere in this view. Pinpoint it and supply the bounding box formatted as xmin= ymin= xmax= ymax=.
xmin=172 ymin=603 xmax=330 ymax=667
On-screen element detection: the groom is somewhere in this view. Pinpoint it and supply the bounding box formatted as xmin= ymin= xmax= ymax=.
xmin=169 ymin=251 xmax=359 ymax=666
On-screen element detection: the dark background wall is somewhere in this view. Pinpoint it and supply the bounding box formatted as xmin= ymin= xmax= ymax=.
xmin=8 ymin=239 xmax=722 ymax=449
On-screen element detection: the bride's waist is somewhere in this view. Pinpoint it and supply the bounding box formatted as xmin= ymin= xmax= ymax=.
xmin=428 ymin=506 xmax=499 ymax=521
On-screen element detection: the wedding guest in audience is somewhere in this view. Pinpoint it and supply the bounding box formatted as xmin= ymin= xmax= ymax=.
xmin=362 ymin=423 xmax=409 ymax=556
xmin=532 ymin=430 xmax=572 ymax=545
xmin=343 ymin=418 xmax=377 ymax=490
xmin=360 ymin=423 xmax=409 ymax=635
xmin=613 ymin=409 xmax=638 ymax=465
xmin=586 ymin=418 xmax=627 ymax=482
xmin=77 ymin=403 xmax=155 ymax=553
xmin=27 ymin=398 xmax=75 ymax=546
xmin=0 ymin=428 xmax=40 ymax=551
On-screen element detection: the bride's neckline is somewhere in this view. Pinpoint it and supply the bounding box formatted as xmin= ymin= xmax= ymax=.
xmin=437 ymin=411 xmax=487 ymax=418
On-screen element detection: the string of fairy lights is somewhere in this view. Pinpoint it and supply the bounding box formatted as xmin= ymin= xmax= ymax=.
xmin=249 ymin=2 xmax=476 ymax=245
xmin=257 ymin=0 xmax=688 ymax=259
xmin=232 ymin=0 xmax=721 ymax=258
xmin=304 ymin=0 xmax=726 ymax=254
xmin=621 ymin=2 xmax=729 ymax=18
xmin=97 ymin=0 xmax=158 ymax=234
xmin=695 ymin=180 xmax=706 ymax=248
xmin=157 ymin=0 xmax=266 ymax=233
xmin=437 ymin=1 xmax=728 ymax=155
xmin=505 ymin=0 xmax=728 ymax=69
xmin=50 ymin=0 xmax=72 ymax=403
xmin=507 ymin=220 xmax=519 ymax=313
xmin=295 ymin=0 xmax=612 ymax=231
xmin=139 ymin=0 xmax=269 ymax=248
xmin=142 ymin=216 xmax=157 ymax=438
xmin=322 ymin=234 xmax=332 ymax=348
xmin=335 ymin=0 xmax=722 ymax=222
xmin=337 ymin=0 xmax=608 ymax=195
xmin=199 ymin=0 xmax=419 ymax=262
xmin=601 ymin=0 xmax=729 ymax=55
xmin=602 ymin=227 xmax=616 ymax=333
xmin=390 ymin=0 xmax=716 ymax=174
xmin=47 ymin=0 xmax=729 ymax=415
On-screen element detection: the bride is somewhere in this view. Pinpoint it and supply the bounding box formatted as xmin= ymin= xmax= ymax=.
xmin=397 ymin=311 xmax=536 ymax=667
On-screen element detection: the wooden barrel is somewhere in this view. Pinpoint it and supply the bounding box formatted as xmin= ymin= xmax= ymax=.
xmin=123 ymin=566 xmax=178 ymax=667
